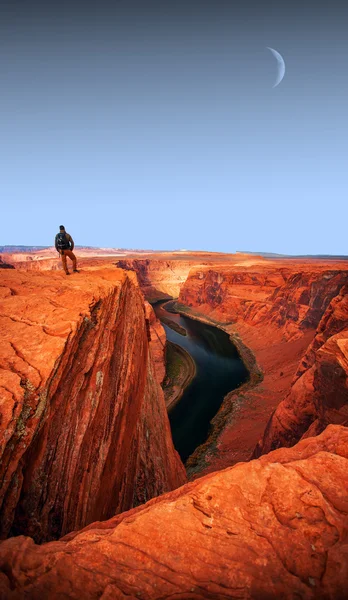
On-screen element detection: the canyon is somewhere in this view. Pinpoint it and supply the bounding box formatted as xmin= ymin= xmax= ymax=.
xmin=113 ymin=255 xmax=348 ymax=476
xmin=0 ymin=250 xmax=347 ymax=598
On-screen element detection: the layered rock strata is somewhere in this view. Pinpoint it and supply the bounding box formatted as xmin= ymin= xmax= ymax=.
xmin=0 ymin=258 xmax=14 ymax=270
xmin=179 ymin=264 xmax=348 ymax=340
xmin=255 ymin=286 xmax=348 ymax=455
xmin=0 ymin=268 xmax=186 ymax=542
xmin=115 ymin=259 xmax=202 ymax=301
xmin=0 ymin=425 xmax=347 ymax=599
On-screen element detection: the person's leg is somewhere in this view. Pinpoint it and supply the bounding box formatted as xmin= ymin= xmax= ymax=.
xmin=61 ymin=251 xmax=69 ymax=274
xmin=64 ymin=250 xmax=77 ymax=271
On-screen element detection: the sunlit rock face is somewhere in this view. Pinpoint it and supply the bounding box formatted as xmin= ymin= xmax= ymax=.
xmin=0 ymin=257 xmax=14 ymax=269
xmin=179 ymin=263 xmax=348 ymax=340
xmin=255 ymin=286 xmax=348 ymax=455
xmin=115 ymin=258 xmax=202 ymax=300
xmin=0 ymin=425 xmax=347 ymax=599
xmin=0 ymin=268 xmax=186 ymax=542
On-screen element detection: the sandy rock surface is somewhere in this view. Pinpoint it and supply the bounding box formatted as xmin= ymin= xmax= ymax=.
xmin=0 ymin=425 xmax=347 ymax=599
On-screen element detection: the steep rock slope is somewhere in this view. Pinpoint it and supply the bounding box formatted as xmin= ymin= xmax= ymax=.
xmin=0 ymin=268 xmax=186 ymax=542
xmin=144 ymin=300 xmax=166 ymax=387
xmin=0 ymin=425 xmax=347 ymax=599
xmin=255 ymin=287 xmax=348 ymax=455
xmin=115 ymin=258 xmax=202 ymax=301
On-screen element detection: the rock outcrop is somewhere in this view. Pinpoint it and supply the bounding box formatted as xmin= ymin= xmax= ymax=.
xmin=0 ymin=425 xmax=347 ymax=599
xmin=255 ymin=286 xmax=348 ymax=455
xmin=0 ymin=268 xmax=186 ymax=542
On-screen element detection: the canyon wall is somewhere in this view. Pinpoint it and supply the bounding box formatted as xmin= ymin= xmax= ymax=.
xmin=179 ymin=263 xmax=348 ymax=340
xmin=115 ymin=258 xmax=203 ymax=301
xmin=0 ymin=268 xmax=186 ymax=542
xmin=255 ymin=286 xmax=348 ymax=455
xmin=144 ymin=300 xmax=166 ymax=387
xmin=0 ymin=424 xmax=347 ymax=598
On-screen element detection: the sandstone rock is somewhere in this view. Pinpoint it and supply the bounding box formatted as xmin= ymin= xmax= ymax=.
xmin=115 ymin=258 xmax=203 ymax=301
xmin=0 ymin=268 xmax=186 ymax=542
xmin=144 ymin=301 xmax=166 ymax=387
xmin=0 ymin=425 xmax=347 ymax=598
xmin=0 ymin=257 xmax=14 ymax=269
xmin=255 ymin=287 xmax=348 ymax=455
xmin=179 ymin=264 xmax=348 ymax=340
xmin=1 ymin=249 xmax=127 ymax=272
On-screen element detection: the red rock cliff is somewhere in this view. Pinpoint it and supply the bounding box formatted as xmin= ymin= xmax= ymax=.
xmin=0 ymin=268 xmax=186 ymax=542
xmin=255 ymin=286 xmax=348 ymax=455
xmin=0 ymin=425 xmax=347 ymax=599
xmin=180 ymin=263 xmax=348 ymax=340
xmin=115 ymin=258 xmax=203 ymax=301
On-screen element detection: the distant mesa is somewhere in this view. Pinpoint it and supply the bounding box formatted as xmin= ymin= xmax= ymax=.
xmin=0 ymin=246 xmax=49 ymax=253
xmin=237 ymin=250 xmax=348 ymax=259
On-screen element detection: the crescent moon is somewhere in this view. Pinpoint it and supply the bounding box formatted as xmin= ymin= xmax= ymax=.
xmin=267 ymin=47 xmax=286 ymax=88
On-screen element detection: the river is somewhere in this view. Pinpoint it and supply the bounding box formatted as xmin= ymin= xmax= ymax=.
xmin=153 ymin=301 xmax=249 ymax=464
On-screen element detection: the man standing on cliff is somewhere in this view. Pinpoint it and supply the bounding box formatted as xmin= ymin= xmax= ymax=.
xmin=55 ymin=225 xmax=79 ymax=275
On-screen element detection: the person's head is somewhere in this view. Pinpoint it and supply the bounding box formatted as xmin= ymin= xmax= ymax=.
xmin=59 ymin=225 xmax=65 ymax=232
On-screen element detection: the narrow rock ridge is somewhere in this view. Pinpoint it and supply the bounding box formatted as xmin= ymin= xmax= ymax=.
xmin=0 ymin=268 xmax=186 ymax=542
xmin=0 ymin=425 xmax=347 ymax=599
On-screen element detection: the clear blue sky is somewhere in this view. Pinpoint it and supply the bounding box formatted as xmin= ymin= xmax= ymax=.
xmin=1 ymin=0 xmax=347 ymax=253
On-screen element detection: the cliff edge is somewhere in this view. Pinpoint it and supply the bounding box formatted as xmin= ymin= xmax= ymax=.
xmin=0 ymin=268 xmax=186 ymax=542
xmin=0 ymin=425 xmax=347 ymax=598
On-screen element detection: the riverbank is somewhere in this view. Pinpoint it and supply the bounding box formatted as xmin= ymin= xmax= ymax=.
xmin=173 ymin=301 xmax=262 ymax=382
xmin=159 ymin=315 xmax=187 ymax=336
xmin=163 ymin=341 xmax=196 ymax=411
xmin=154 ymin=301 xmax=187 ymax=335
xmin=171 ymin=301 xmax=313 ymax=480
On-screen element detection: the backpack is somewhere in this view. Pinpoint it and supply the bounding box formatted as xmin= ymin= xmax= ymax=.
xmin=56 ymin=232 xmax=69 ymax=250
